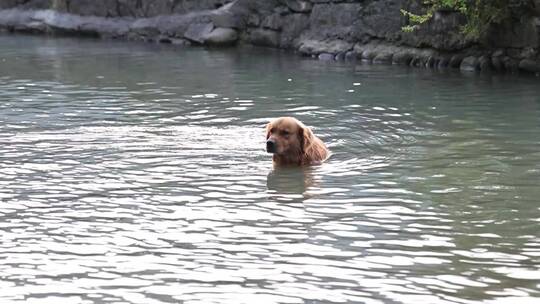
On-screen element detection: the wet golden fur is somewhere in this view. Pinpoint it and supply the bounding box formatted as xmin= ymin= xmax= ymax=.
xmin=266 ymin=117 xmax=329 ymax=166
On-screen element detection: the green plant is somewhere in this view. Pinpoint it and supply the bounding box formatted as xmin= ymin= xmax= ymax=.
xmin=401 ymin=0 xmax=511 ymax=40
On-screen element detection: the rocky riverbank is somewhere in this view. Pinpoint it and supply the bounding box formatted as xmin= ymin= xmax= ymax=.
xmin=1 ymin=0 xmax=540 ymax=74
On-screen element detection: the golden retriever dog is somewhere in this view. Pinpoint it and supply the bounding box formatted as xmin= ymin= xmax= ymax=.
xmin=265 ymin=117 xmax=329 ymax=166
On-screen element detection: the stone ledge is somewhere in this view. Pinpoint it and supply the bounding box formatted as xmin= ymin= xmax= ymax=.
xmin=0 ymin=8 xmax=240 ymax=46
xmin=1 ymin=2 xmax=540 ymax=74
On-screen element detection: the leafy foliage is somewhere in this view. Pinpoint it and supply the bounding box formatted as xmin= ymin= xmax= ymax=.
xmin=401 ymin=0 xmax=522 ymax=40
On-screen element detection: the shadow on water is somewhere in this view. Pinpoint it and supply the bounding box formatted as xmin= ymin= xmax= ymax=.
xmin=266 ymin=166 xmax=318 ymax=196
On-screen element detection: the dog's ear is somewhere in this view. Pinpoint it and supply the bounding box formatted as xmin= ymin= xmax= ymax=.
xmin=265 ymin=122 xmax=272 ymax=139
xmin=299 ymin=124 xmax=314 ymax=154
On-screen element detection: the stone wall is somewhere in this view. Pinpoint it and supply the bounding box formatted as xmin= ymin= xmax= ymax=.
xmin=0 ymin=0 xmax=233 ymax=17
xmin=1 ymin=0 xmax=540 ymax=73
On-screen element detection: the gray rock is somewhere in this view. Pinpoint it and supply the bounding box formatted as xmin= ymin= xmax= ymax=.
xmin=141 ymin=0 xmax=176 ymax=17
xmin=492 ymin=49 xmax=505 ymax=57
xmin=211 ymin=11 xmax=245 ymax=29
xmin=184 ymin=22 xmax=214 ymax=44
xmin=228 ymin=0 xmax=279 ymax=16
xmin=171 ymin=38 xmax=191 ymax=45
xmin=64 ymin=0 xmax=118 ymax=17
xmin=249 ymin=28 xmax=280 ymax=47
xmin=491 ymin=57 xmax=504 ymax=71
xmin=152 ymin=13 xmax=204 ymax=38
xmin=113 ymin=0 xmax=155 ymax=17
xmin=355 ymin=42 xmax=399 ymax=63
xmin=318 ymin=53 xmax=334 ymax=60
xmin=261 ymin=13 xmax=283 ymax=31
xmin=520 ymin=47 xmax=537 ymax=60
xmin=273 ymin=6 xmax=289 ymax=16
xmin=279 ymin=13 xmax=309 ymax=48
xmin=172 ymin=0 xmax=236 ymax=16
xmin=533 ymin=0 xmax=540 ymax=16
xmin=437 ymin=56 xmax=450 ymax=69
xmin=344 ymin=51 xmax=357 ymax=61
xmin=360 ymin=44 xmax=379 ymax=61
xmin=478 ymin=56 xmax=492 ymax=71
xmin=426 ymin=56 xmax=436 ymax=68
xmin=0 ymin=9 xmax=132 ymax=37
xmin=298 ymin=39 xmax=352 ymax=55
xmin=491 ymin=52 xmax=505 ymax=71
xmin=19 ymin=20 xmax=47 ymax=33
xmin=0 ymin=1 xmax=24 ymax=9
xmin=128 ymin=17 xmax=161 ymax=40
xmin=409 ymin=56 xmax=424 ymax=67
xmin=503 ymin=56 xmax=519 ymax=73
xmin=352 ymin=0 xmax=402 ymax=42
xmin=506 ymin=48 xmax=522 ymax=58
xmin=519 ymin=59 xmax=540 ymax=73
xmin=407 ymin=49 xmax=436 ymax=67
xmin=334 ymin=52 xmax=346 ymax=61
xmin=487 ymin=17 xmax=538 ymax=48
xmin=204 ymin=27 xmax=238 ymax=46
xmin=460 ymin=56 xmax=479 ymax=72
xmin=352 ymin=42 xmax=366 ymax=55
xmin=247 ymin=14 xmax=260 ymax=27
xmin=373 ymin=52 xmax=393 ymax=63
xmin=284 ymin=0 xmax=312 ymax=13
xmin=306 ymin=3 xmax=362 ymax=41
xmin=16 ymin=0 xmax=54 ymax=10
xmin=157 ymin=36 xmax=190 ymax=45
xmin=392 ymin=50 xmax=414 ymax=65
xmin=449 ymin=55 xmax=464 ymax=68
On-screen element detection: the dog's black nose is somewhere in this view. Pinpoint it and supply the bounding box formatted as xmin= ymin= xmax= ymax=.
xmin=266 ymin=139 xmax=276 ymax=153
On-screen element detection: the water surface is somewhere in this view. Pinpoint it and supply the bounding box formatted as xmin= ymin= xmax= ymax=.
xmin=1 ymin=35 xmax=539 ymax=304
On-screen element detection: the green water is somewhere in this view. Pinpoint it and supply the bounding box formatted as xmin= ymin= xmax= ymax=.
xmin=1 ymin=35 xmax=539 ymax=304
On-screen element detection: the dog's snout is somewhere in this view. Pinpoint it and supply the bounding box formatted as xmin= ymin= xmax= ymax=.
xmin=266 ymin=139 xmax=277 ymax=153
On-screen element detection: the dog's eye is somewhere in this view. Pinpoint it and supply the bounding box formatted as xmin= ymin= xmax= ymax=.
xmin=281 ymin=130 xmax=290 ymax=137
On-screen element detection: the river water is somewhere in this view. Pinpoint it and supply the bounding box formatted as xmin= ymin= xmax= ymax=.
xmin=0 ymin=35 xmax=539 ymax=304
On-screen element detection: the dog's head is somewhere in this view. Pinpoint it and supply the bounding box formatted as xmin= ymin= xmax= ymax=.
xmin=265 ymin=117 xmax=314 ymax=157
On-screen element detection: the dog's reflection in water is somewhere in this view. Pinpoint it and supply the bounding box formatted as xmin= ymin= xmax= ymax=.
xmin=266 ymin=166 xmax=318 ymax=195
